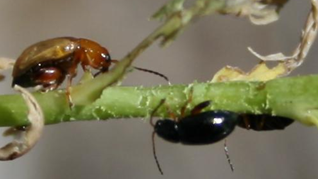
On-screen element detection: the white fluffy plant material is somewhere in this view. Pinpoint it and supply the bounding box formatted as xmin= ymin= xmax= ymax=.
xmin=221 ymin=0 xmax=289 ymax=25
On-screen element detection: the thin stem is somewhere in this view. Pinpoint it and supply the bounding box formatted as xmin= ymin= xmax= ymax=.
xmin=1 ymin=75 xmax=318 ymax=127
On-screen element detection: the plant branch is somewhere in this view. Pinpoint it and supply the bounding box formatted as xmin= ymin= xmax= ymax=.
xmin=2 ymin=75 xmax=318 ymax=127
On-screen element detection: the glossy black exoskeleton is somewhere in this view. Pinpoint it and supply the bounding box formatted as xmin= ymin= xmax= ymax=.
xmin=150 ymin=98 xmax=295 ymax=175
xmin=150 ymin=99 xmax=239 ymax=174
xmin=238 ymin=114 xmax=294 ymax=131
xmin=154 ymin=110 xmax=238 ymax=145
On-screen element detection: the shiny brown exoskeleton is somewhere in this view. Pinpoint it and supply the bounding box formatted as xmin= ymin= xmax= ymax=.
xmin=12 ymin=37 xmax=170 ymax=103
xmin=12 ymin=37 xmax=114 ymax=91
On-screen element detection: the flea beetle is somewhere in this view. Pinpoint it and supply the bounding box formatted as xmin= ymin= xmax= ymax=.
xmin=151 ymin=100 xmax=238 ymax=145
xmin=12 ymin=37 xmax=169 ymax=104
xmin=150 ymin=94 xmax=294 ymax=174
xmin=12 ymin=37 xmax=114 ymax=91
xmin=150 ymin=97 xmax=239 ymax=174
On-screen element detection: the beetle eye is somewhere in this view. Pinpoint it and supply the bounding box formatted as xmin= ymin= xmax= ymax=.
xmin=102 ymin=53 xmax=111 ymax=61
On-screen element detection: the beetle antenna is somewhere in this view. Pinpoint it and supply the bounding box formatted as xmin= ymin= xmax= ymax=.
xmin=152 ymin=131 xmax=164 ymax=175
xmin=134 ymin=66 xmax=170 ymax=85
xmin=150 ymin=99 xmax=166 ymax=127
xmin=95 ymin=59 xmax=170 ymax=84
xmin=224 ymin=139 xmax=234 ymax=172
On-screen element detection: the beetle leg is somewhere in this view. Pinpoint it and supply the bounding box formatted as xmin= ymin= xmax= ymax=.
xmin=224 ymin=139 xmax=234 ymax=172
xmin=65 ymin=63 xmax=77 ymax=107
xmin=256 ymin=115 xmax=266 ymax=130
xmin=190 ymin=101 xmax=211 ymax=115
xmin=66 ymin=75 xmax=74 ymax=107
xmin=35 ymin=67 xmax=64 ymax=91
xmin=242 ymin=115 xmax=251 ymax=130
xmin=81 ymin=63 xmax=89 ymax=72
xmin=149 ymin=98 xmax=177 ymax=123
xmin=165 ymin=104 xmax=177 ymax=121
xmin=180 ymin=87 xmax=194 ymax=118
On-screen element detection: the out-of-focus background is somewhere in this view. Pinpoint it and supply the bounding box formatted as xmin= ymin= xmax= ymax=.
xmin=0 ymin=0 xmax=317 ymax=179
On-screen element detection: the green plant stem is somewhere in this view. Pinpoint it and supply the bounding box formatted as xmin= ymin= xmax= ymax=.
xmin=3 ymin=75 xmax=318 ymax=127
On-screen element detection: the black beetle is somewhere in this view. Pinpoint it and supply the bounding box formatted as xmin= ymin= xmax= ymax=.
xmin=150 ymin=98 xmax=294 ymax=174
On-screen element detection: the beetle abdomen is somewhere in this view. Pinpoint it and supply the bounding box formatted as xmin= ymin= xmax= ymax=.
xmin=237 ymin=114 xmax=294 ymax=131
xmin=178 ymin=111 xmax=239 ymax=145
xmin=12 ymin=53 xmax=75 ymax=88
xmin=12 ymin=37 xmax=78 ymax=77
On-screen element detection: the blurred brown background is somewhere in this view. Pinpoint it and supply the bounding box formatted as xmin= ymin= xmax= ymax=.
xmin=0 ymin=0 xmax=317 ymax=179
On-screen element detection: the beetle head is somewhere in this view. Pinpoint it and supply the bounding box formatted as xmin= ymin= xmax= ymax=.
xmin=154 ymin=119 xmax=180 ymax=143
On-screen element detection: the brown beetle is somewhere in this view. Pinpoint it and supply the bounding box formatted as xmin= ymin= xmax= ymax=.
xmin=12 ymin=37 xmax=114 ymax=91
xmin=12 ymin=37 xmax=169 ymax=105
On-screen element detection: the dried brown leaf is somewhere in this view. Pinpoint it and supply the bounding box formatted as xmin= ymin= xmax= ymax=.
xmin=211 ymin=62 xmax=287 ymax=82
xmin=0 ymin=57 xmax=14 ymax=81
xmin=0 ymin=85 xmax=44 ymax=160
xmin=249 ymin=0 xmax=318 ymax=74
